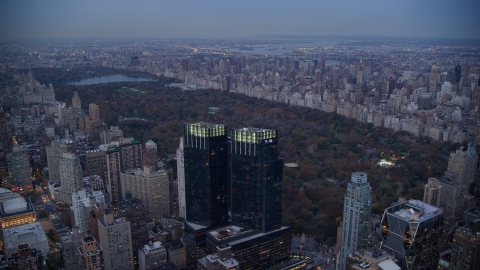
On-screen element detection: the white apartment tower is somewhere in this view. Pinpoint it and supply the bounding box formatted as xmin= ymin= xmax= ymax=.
xmin=58 ymin=152 xmax=82 ymax=204
xmin=176 ymin=137 xmax=186 ymax=219
xmin=338 ymin=172 xmax=372 ymax=270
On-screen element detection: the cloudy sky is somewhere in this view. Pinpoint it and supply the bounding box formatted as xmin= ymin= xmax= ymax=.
xmin=1 ymin=0 xmax=479 ymax=41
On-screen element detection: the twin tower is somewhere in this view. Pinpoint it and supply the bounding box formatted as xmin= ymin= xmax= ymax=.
xmin=177 ymin=122 xmax=283 ymax=232
xmin=176 ymin=123 xmax=288 ymax=269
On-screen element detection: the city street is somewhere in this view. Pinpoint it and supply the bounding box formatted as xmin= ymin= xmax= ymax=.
xmin=291 ymin=235 xmax=336 ymax=269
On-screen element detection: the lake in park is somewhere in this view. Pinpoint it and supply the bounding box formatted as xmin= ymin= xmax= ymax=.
xmin=69 ymin=74 xmax=156 ymax=85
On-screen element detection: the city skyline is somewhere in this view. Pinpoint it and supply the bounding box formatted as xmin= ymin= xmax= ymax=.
xmin=1 ymin=0 xmax=480 ymax=42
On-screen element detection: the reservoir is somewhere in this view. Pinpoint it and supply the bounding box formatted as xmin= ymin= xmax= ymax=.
xmin=69 ymin=74 xmax=156 ymax=86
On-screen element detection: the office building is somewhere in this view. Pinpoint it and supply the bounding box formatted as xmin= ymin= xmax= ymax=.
xmin=98 ymin=212 xmax=134 ymax=270
xmin=423 ymin=177 xmax=464 ymax=219
xmin=71 ymin=189 xmax=105 ymax=232
xmin=120 ymin=166 xmax=170 ymax=223
xmin=78 ymin=235 xmax=104 ymax=270
xmin=205 ymin=225 xmax=291 ymax=270
xmin=180 ymin=123 xmax=229 ymax=269
xmin=138 ymin=241 xmax=167 ymax=270
xmin=338 ymin=172 xmax=372 ymax=270
xmin=0 ymin=197 xmax=36 ymax=229
xmin=380 ymin=199 xmax=443 ymax=270
xmin=57 ymin=152 xmax=83 ymax=204
xmin=182 ymin=122 xmax=229 ymax=227
xmin=444 ymin=145 xmax=478 ymax=192
xmin=7 ymin=144 xmax=31 ymax=189
xmin=2 ymin=222 xmax=48 ymax=257
xmin=144 ymin=140 xmax=158 ymax=170
xmin=4 ymin=243 xmax=44 ymax=270
xmin=89 ymin=103 xmax=100 ymax=122
xmin=230 ymin=127 xmax=283 ymax=232
xmin=114 ymin=197 xmax=149 ymax=267
xmin=167 ymin=240 xmax=186 ymax=270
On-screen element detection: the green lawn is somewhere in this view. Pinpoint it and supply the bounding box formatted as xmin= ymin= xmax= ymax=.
xmin=119 ymin=87 xmax=144 ymax=95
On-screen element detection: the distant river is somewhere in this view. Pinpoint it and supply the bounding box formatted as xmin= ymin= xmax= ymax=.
xmin=68 ymin=74 xmax=156 ymax=85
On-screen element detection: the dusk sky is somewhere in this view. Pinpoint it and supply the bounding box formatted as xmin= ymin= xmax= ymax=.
xmin=1 ymin=0 xmax=480 ymax=41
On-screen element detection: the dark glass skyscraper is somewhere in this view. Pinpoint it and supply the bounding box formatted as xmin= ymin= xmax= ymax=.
xmin=230 ymin=127 xmax=283 ymax=232
xmin=183 ymin=122 xmax=229 ymax=228
xmin=182 ymin=122 xmax=229 ymax=269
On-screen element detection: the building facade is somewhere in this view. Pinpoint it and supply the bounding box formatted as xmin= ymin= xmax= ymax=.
xmin=57 ymin=152 xmax=83 ymax=204
xmin=138 ymin=241 xmax=167 ymax=270
xmin=380 ymin=200 xmax=444 ymax=270
xmin=120 ymin=166 xmax=170 ymax=223
xmin=230 ymin=127 xmax=283 ymax=233
xmin=338 ymin=172 xmax=372 ymax=270
xmin=98 ymin=213 xmax=134 ymax=270
xmin=7 ymin=145 xmax=31 ymax=189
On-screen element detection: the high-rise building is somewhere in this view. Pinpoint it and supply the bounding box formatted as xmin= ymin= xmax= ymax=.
xmin=182 ymin=123 xmax=229 ymax=227
xmin=167 ymin=240 xmax=186 ymax=269
xmin=138 ymin=241 xmax=167 ymax=270
xmin=423 ymin=177 xmax=463 ymax=219
xmin=57 ymin=152 xmax=83 ymax=204
xmin=106 ymin=139 xmax=144 ymax=204
xmin=444 ymin=145 xmax=478 ymax=192
xmin=230 ymin=127 xmax=283 ymax=232
xmin=177 ymin=137 xmax=186 ymax=219
xmin=78 ymin=235 xmax=104 ymax=270
xmin=106 ymin=144 xmax=122 ymax=203
xmin=114 ymin=197 xmax=148 ymax=268
xmin=180 ymin=122 xmax=229 ymax=269
xmin=98 ymin=212 xmax=134 ymax=270
xmin=429 ymin=65 xmax=438 ymax=98
xmin=7 ymin=145 xmax=31 ymax=190
xmin=121 ymin=140 xmax=143 ymax=171
xmin=0 ymin=106 xmax=10 ymax=176
xmin=72 ymin=91 xmax=81 ymax=109
xmin=120 ymin=166 xmax=170 ymax=223
xmin=144 ymin=140 xmax=158 ymax=170
xmin=450 ymin=226 xmax=480 ymax=270
xmin=338 ymin=172 xmax=372 ymax=270
xmin=380 ymin=199 xmax=444 ymax=270
xmin=46 ymin=140 xmax=76 ymax=182
xmin=71 ymin=190 xmax=105 ymax=233
xmin=89 ymin=103 xmax=100 ymax=123
xmin=455 ymin=65 xmax=462 ymax=84
xmin=60 ymin=227 xmax=82 ymax=270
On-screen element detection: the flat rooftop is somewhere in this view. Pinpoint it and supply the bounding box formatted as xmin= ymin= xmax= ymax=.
xmin=0 ymin=198 xmax=34 ymax=218
xmin=391 ymin=199 xmax=442 ymax=222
